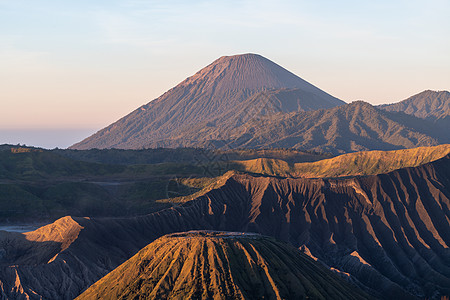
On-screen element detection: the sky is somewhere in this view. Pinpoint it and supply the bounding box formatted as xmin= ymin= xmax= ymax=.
xmin=1 ymin=0 xmax=449 ymax=148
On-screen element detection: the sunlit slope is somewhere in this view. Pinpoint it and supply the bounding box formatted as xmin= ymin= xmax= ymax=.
xmin=0 ymin=216 xmax=83 ymax=266
xmin=2 ymin=155 xmax=450 ymax=298
xmin=235 ymin=144 xmax=450 ymax=177
xmin=77 ymin=231 xmax=370 ymax=300
xmin=235 ymin=157 xmax=293 ymax=177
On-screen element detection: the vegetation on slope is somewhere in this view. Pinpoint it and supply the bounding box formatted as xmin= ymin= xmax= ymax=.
xmin=0 ymin=148 xmax=199 ymax=222
xmin=56 ymin=147 xmax=329 ymax=165
xmin=0 ymin=148 xmax=124 ymax=180
xmin=379 ymin=90 xmax=450 ymax=121
xmin=0 ymin=146 xmax=327 ymax=222
xmin=2 ymin=155 xmax=450 ymax=298
xmin=234 ymin=144 xmax=450 ymax=178
xmin=1 ymin=144 xmax=448 ymax=222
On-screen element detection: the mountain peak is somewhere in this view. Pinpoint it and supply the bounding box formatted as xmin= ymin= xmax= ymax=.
xmin=212 ymin=53 xmax=273 ymax=67
xmin=180 ymin=53 xmax=319 ymax=92
xmin=71 ymin=54 xmax=343 ymax=150
xmin=77 ymin=231 xmax=370 ymax=300
xmin=379 ymin=89 xmax=450 ymax=121
xmin=216 ymin=52 xmax=263 ymax=60
xmin=417 ymin=89 xmax=449 ymax=95
xmin=349 ymin=100 xmax=373 ymax=106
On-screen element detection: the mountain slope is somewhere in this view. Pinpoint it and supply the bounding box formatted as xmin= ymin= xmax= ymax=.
xmin=1 ymin=155 xmax=449 ymax=299
xmin=159 ymin=100 xmax=444 ymax=153
xmin=235 ymin=144 xmax=450 ymax=177
xmin=71 ymin=54 xmax=344 ymax=150
xmin=77 ymin=231 xmax=371 ymax=300
xmin=379 ymin=90 xmax=450 ymax=121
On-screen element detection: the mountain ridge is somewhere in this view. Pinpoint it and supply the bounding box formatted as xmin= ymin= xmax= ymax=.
xmin=70 ymin=55 xmax=449 ymax=154
xmin=234 ymin=144 xmax=450 ymax=177
xmin=146 ymin=100 xmax=445 ymax=154
xmin=1 ymin=154 xmax=449 ymax=299
xmin=379 ymin=90 xmax=450 ymax=121
xmin=71 ymin=53 xmax=344 ymax=150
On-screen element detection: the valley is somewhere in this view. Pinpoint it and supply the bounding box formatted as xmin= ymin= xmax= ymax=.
xmin=2 ymin=144 xmax=449 ymax=224
xmin=0 ymin=146 xmax=329 ymax=223
xmin=1 ymin=153 xmax=449 ymax=299
xmin=1 ymin=53 xmax=449 ymax=299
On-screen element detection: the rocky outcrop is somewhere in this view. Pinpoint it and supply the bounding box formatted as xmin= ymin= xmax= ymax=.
xmin=1 ymin=155 xmax=449 ymax=299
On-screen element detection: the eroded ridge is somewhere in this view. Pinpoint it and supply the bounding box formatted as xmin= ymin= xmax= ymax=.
xmin=77 ymin=231 xmax=371 ymax=300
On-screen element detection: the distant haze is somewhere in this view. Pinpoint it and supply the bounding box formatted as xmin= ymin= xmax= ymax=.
xmin=0 ymin=129 xmax=97 ymax=149
xmin=0 ymin=0 xmax=448 ymax=137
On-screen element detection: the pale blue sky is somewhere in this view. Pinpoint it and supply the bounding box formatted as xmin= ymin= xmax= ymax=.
xmin=1 ymin=0 xmax=449 ymax=147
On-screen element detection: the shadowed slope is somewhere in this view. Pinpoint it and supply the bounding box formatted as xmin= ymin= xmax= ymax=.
xmin=0 ymin=146 xmax=330 ymax=223
xmin=379 ymin=90 xmax=450 ymax=121
xmin=0 ymin=148 xmax=125 ymax=180
xmin=1 ymin=156 xmax=449 ymax=299
xmin=0 ymin=216 xmax=83 ymax=266
xmin=166 ymin=101 xmax=443 ymax=153
xmin=71 ymin=54 xmax=343 ymax=150
xmin=77 ymin=231 xmax=371 ymax=300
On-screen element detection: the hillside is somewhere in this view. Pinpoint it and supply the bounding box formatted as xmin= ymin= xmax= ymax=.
xmin=56 ymin=147 xmax=329 ymax=165
xmin=0 ymin=148 xmax=195 ymax=221
xmin=379 ymin=90 xmax=450 ymax=121
xmin=0 ymin=146 xmax=328 ymax=222
xmin=235 ymin=144 xmax=450 ymax=177
xmin=1 ymin=155 xmax=449 ymax=299
xmin=70 ymin=56 xmax=449 ymax=154
xmin=70 ymin=53 xmax=344 ymax=150
xmin=1 ymin=144 xmax=448 ymax=223
xmin=77 ymin=231 xmax=370 ymax=300
xmin=160 ymin=100 xmax=445 ymax=154
xmin=0 ymin=147 xmax=125 ymax=180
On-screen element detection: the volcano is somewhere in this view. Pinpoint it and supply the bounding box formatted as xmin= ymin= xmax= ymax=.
xmin=71 ymin=54 xmax=344 ymax=150
xmin=1 ymin=153 xmax=449 ymax=299
xmin=76 ymin=231 xmax=370 ymax=300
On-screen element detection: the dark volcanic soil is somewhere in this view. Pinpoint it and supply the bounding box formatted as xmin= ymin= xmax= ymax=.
xmin=77 ymin=231 xmax=371 ymax=300
xmin=1 ymin=155 xmax=449 ymax=299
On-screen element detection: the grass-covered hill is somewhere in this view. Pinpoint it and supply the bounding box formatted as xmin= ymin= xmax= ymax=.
xmin=235 ymin=144 xmax=450 ymax=178
xmin=1 ymin=144 xmax=449 ymax=223
xmin=55 ymin=147 xmax=329 ymax=165
xmin=0 ymin=147 xmax=125 ymax=180
xmin=0 ymin=146 xmax=327 ymax=222
xmin=0 ymin=147 xmax=203 ymax=222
